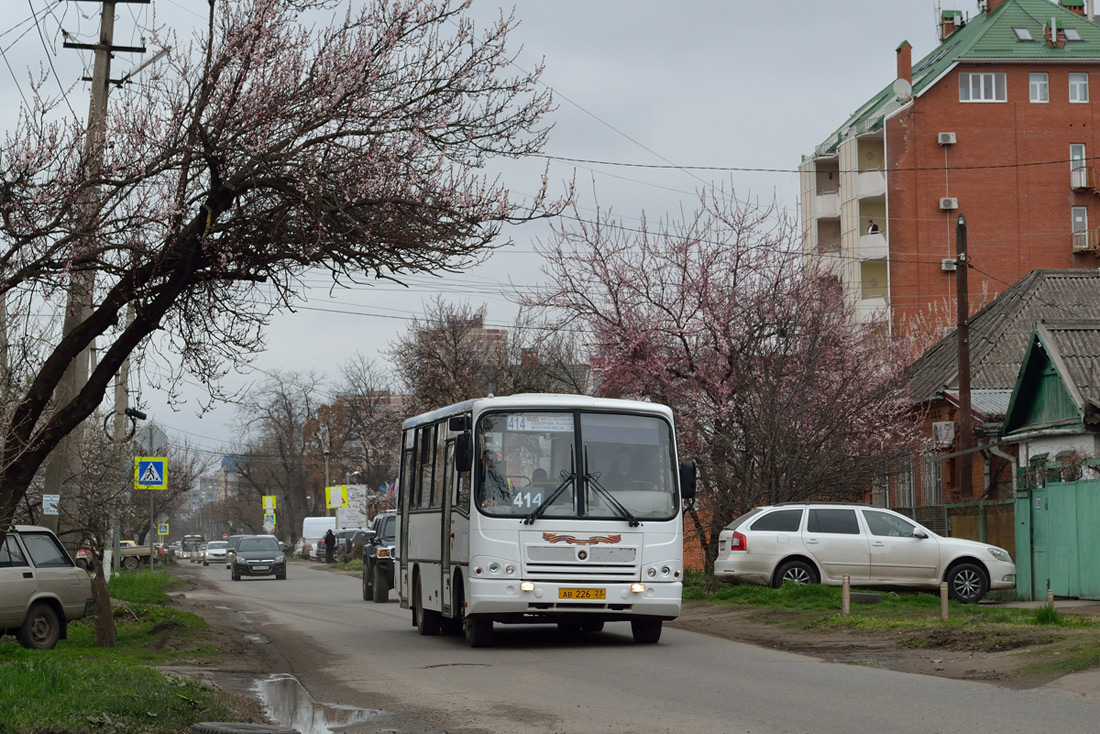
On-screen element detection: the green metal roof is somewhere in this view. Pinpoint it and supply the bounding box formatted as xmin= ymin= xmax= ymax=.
xmin=811 ymin=0 xmax=1100 ymax=158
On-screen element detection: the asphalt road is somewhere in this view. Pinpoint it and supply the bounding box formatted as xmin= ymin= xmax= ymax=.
xmin=179 ymin=561 xmax=1100 ymax=734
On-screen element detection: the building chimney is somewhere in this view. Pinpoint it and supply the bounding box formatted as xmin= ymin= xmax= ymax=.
xmin=985 ymin=0 xmax=1008 ymax=14
xmin=897 ymin=40 xmax=912 ymax=84
xmin=1060 ymin=0 xmax=1086 ymax=17
xmin=940 ymin=10 xmax=964 ymax=40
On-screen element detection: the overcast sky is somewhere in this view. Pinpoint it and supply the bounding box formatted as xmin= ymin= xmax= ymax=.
xmin=4 ymin=0 xmax=952 ymax=463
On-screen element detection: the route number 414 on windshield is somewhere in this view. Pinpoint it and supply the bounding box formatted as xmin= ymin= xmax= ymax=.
xmin=513 ymin=491 xmax=542 ymax=508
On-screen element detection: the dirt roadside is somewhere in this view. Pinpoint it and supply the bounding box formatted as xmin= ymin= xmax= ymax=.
xmin=160 ymin=566 xmax=1100 ymax=721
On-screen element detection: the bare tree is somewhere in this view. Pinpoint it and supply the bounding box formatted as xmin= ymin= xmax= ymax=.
xmin=388 ymin=299 xmax=590 ymax=414
xmin=234 ymin=371 xmax=326 ymax=540
xmin=334 ymin=354 xmax=403 ymax=497
xmin=531 ymin=189 xmax=920 ymax=582
xmin=0 ymin=0 xmax=560 ymax=535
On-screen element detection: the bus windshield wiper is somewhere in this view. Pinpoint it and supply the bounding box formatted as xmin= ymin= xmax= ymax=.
xmin=522 ymin=472 xmax=575 ymax=525
xmin=585 ymin=472 xmax=641 ymax=527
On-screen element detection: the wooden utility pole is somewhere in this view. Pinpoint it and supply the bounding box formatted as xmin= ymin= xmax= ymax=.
xmin=42 ymin=1 xmax=146 ymax=538
xmin=955 ymin=214 xmax=973 ymax=501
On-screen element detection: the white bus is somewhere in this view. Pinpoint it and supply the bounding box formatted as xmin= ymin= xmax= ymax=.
xmin=394 ymin=394 xmax=696 ymax=647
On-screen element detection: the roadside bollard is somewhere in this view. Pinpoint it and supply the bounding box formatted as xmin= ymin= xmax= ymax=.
xmin=940 ymin=581 xmax=949 ymax=622
xmin=842 ymin=575 xmax=850 ymax=617
xmin=1048 ymin=588 xmax=1055 ymax=606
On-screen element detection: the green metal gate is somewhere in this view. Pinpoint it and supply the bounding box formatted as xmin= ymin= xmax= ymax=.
xmin=1015 ymin=479 xmax=1100 ymax=600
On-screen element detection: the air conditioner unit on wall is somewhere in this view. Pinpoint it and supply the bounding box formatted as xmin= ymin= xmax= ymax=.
xmin=937 ymin=132 xmax=957 ymax=145
xmin=939 ymin=197 xmax=959 ymax=210
xmin=932 ymin=421 xmax=956 ymax=448
xmin=941 ymin=258 xmax=957 ymax=271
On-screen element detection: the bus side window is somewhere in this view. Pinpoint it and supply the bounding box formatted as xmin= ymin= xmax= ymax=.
xmin=419 ymin=425 xmax=435 ymax=508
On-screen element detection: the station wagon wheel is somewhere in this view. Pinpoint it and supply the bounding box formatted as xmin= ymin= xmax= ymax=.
xmin=947 ymin=562 xmax=989 ymax=604
xmin=774 ymin=559 xmax=819 ymax=588
xmin=17 ymin=602 xmax=60 ymax=650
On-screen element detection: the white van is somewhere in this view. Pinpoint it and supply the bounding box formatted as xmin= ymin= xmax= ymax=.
xmin=300 ymin=516 xmax=336 ymax=560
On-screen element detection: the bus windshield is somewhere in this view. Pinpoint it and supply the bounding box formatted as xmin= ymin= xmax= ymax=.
xmin=475 ymin=410 xmax=678 ymax=521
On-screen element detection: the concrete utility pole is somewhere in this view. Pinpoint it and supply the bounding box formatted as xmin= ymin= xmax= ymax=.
xmin=954 ymin=214 xmax=974 ymax=502
xmin=43 ymin=1 xmax=147 ymax=538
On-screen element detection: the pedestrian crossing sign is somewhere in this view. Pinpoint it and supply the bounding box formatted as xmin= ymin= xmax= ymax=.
xmin=135 ymin=457 xmax=168 ymax=490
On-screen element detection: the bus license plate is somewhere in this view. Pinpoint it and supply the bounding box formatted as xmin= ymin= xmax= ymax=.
xmin=559 ymin=588 xmax=605 ymax=600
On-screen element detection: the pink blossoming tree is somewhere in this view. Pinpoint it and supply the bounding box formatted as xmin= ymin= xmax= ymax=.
xmin=0 ymin=0 xmax=559 ymax=533
xmin=531 ymin=189 xmax=920 ymax=579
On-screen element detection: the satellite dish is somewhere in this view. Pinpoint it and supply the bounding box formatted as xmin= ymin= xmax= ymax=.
xmin=893 ymin=78 xmax=913 ymax=101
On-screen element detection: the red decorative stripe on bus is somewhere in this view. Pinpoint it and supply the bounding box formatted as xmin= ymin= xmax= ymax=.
xmin=542 ymin=533 xmax=622 ymax=545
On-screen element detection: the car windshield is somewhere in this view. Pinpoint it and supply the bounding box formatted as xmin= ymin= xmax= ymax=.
xmin=379 ymin=516 xmax=396 ymax=544
xmin=238 ymin=537 xmax=279 ymax=552
xmin=475 ymin=410 xmax=678 ymax=522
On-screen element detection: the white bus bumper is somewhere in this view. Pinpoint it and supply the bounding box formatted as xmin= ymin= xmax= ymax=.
xmin=466 ymin=577 xmax=682 ymax=619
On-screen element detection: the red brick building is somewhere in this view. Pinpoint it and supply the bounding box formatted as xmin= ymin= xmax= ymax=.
xmin=800 ymin=0 xmax=1100 ymax=339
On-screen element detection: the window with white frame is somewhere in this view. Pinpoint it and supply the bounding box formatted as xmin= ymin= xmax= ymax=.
xmin=896 ymin=462 xmax=915 ymax=508
xmin=921 ymin=456 xmax=942 ymax=506
xmin=959 ymin=72 xmax=1006 ymax=102
xmin=1073 ymin=206 xmax=1088 ymax=234
xmin=1070 ymin=72 xmax=1089 ymax=102
xmin=1030 ymin=72 xmax=1049 ymax=102
xmin=1072 ymin=144 xmax=1087 ymax=171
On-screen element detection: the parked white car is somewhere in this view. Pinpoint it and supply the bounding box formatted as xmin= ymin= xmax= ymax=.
xmin=714 ymin=503 xmax=1016 ymax=603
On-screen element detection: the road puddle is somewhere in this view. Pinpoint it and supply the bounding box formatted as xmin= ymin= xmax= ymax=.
xmin=253 ymin=673 xmax=381 ymax=733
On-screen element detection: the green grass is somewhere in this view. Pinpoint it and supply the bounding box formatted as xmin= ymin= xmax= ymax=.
xmin=685 ymin=573 xmax=1100 ymax=678
xmin=0 ymin=570 xmax=241 ymax=734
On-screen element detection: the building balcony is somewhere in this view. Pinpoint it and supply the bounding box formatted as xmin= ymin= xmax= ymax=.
xmin=857 ymin=169 xmax=886 ymax=199
xmin=1072 ymin=227 xmax=1100 ymax=254
xmin=815 ymin=192 xmax=839 ymax=219
xmin=856 ymin=296 xmax=889 ymax=323
xmin=1071 ymin=166 xmax=1096 ymax=191
xmin=858 ymin=232 xmax=888 ymax=260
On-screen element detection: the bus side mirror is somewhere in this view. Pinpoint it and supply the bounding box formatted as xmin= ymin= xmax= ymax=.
xmin=455 ymin=433 xmax=473 ymax=473
xmin=679 ymin=460 xmax=697 ymax=500
xmin=449 ymin=415 xmax=471 ymax=431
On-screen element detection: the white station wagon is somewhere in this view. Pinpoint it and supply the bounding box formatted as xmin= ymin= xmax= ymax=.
xmin=714 ymin=503 xmax=1016 ymax=603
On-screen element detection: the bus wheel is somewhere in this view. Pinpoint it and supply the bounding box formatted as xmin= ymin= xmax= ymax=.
xmin=414 ymin=577 xmax=441 ymax=636
xmin=464 ymin=616 xmax=493 ymax=648
xmin=631 ymin=619 xmax=662 ymax=644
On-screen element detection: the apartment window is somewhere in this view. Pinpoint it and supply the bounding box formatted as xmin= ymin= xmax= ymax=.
xmin=959 ymin=72 xmax=1006 ymax=102
xmin=1070 ymin=72 xmax=1089 ymax=103
xmin=1073 ymin=206 xmax=1088 ymax=234
xmin=1030 ymin=72 xmax=1049 ymax=103
xmin=1072 ymin=143 xmax=1087 ymax=171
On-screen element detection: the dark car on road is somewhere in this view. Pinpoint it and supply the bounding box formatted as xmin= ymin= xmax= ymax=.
xmin=362 ymin=511 xmax=397 ymax=603
xmin=230 ymin=535 xmax=286 ymax=580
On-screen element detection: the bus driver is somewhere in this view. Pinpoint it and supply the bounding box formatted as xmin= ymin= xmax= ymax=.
xmin=479 ymin=450 xmax=513 ymax=506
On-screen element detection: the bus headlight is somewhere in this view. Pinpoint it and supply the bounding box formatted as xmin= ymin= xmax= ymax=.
xmin=520 ymin=580 xmax=535 ymax=592
xmin=505 ymin=565 xmax=516 ymax=575
xmin=647 ymin=567 xmax=657 ymax=578
xmin=488 ymin=562 xmax=500 ymax=574
xmin=631 ymin=583 xmax=646 ymax=593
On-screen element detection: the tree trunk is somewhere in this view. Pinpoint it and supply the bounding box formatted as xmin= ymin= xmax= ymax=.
xmin=90 ymin=555 xmax=116 ymax=647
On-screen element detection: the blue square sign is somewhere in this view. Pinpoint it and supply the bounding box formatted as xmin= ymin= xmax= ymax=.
xmin=134 ymin=457 xmax=168 ymax=490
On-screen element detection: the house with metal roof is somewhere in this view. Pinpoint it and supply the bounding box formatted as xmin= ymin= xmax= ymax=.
xmin=800 ymin=0 xmax=1100 ymax=339
xmin=1001 ymin=319 xmax=1100 ymax=599
xmin=900 ymin=269 xmax=1100 ymax=515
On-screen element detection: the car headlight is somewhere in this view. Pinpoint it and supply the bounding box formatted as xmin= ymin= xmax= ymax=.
xmin=987 ymin=547 xmax=1012 ymax=563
